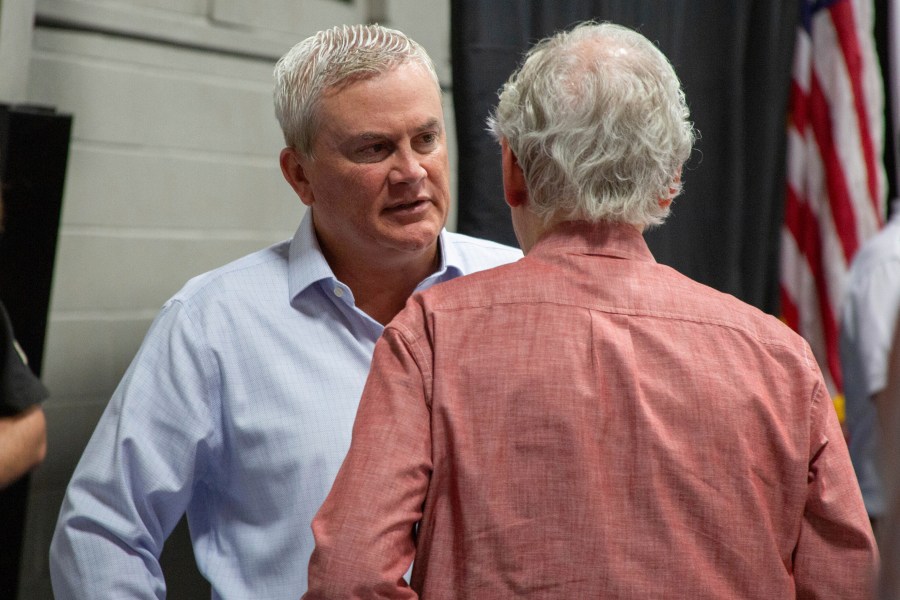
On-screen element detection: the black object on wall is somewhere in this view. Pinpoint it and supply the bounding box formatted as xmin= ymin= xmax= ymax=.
xmin=0 ymin=103 xmax=71 ymax=600
xmin=452 ymin=0 xmax=798 ymax=314
xmin=0 ymin=104 xmax=71 ymax=375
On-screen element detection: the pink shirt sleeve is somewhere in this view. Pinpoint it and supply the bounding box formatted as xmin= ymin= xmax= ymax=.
xmin=794 ymin=379 xmax=879 ymax=598
xmin=304 ymin=321 xmax=432 ymax=599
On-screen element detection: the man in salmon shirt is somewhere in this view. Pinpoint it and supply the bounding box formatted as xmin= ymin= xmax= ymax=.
xmin=305 ymin=21 xmax=877 ymax=599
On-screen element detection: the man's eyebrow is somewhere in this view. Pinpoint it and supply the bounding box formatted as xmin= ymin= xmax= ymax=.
xmin=356 ymin=132 xmax=387 ymax=141
xmin=417 ymin=118 xmax=443 ymax=133
xmin=348 ymin=119 xmax=443 ymax=142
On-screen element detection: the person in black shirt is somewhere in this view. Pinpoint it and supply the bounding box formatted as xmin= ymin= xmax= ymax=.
xmin=0 ymin=190 xmax=47 ymax=488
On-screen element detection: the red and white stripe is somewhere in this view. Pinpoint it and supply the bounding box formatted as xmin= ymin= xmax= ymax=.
xmin=780 ymin=0 xmax=886 ymax=398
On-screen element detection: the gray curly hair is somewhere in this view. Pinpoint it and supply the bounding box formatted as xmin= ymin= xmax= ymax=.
xmin=488 ymin=22 xmax=696 ymax=228
xmin=274 ymin=24 xmax=440 ymax=157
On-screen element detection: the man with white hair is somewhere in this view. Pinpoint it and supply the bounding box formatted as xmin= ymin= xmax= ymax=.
xmin=304 ymin=21 xmax=876 ymax=598
xmin=49 ymin=24 xmax=520 ymax=599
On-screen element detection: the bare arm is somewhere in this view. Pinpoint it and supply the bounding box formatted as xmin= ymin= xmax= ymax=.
xmin=0 ymin=404 xmax=47 ymax=488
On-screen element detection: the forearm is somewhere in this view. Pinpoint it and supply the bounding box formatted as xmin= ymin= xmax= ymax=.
xmin=795 ymin=385 xmax=878 ymax=597
xmin=50 ymin=502 xmax=169 ymax=600
xmin=50 ymin=408 xmax=189 ymax=600
xmin=0 ymin=405 xmax=46 ymax=488
xmin=306 ymin=327 xmax=429 ymax=598
xmin=51 ymin=299 xmax=214 ymax=598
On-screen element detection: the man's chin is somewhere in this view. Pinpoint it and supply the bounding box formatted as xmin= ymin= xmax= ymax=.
xmin=382 ymin=228 xmax=442 ymax=256
xmin=383 ymin=219 xmax=444 ymax=249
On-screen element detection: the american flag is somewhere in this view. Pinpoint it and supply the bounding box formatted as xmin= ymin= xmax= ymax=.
xmin=780 ymin=0 xmax=887 ymax=410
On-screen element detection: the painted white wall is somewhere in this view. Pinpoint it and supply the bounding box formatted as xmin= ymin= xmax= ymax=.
xmin=6 ymin=1 xmax=453 ymax=597
xmin=0 ymin=0 xmax=37 ymax=102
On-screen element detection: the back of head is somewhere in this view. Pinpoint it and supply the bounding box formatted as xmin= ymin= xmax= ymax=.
xmin=488 ymin=22 xmax=696 ymax=228
xmin=274 ymin=24 xmax=440 ymax=157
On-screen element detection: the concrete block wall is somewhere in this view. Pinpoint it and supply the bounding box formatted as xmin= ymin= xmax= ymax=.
xmin=13 ymin=0 xmax=454 ymax=597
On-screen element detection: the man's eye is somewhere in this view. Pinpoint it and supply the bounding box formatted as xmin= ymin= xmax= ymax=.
xmin=354 ymin=142 xmax=390 ymax=161
xmin=361 ymin=143 xmax=388 ymax=155
xmin=416 ymin=133 xmax=440 ymax=149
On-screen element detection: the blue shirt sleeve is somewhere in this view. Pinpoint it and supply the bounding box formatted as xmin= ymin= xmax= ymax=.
xmin=50 ymin=299 xmax=218 ymax=599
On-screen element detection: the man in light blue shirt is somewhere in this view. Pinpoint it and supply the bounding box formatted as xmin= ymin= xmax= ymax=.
xmin=49 ymin=24 xmax=521 ymax=599
xmin=840 ymin=200 xmax=900 ymax=527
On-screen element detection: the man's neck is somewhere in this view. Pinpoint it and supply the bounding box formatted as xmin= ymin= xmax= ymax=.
xmin=325 ymin=244 xmax=441 ymax=326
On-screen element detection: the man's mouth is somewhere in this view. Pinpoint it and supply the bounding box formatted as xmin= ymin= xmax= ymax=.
xmin=384 ymin=198 xmax=429 ymax=213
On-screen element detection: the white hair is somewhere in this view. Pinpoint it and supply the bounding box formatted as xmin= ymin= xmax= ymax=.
xmin=488 ymin=22 xmax=696 ymax=228
xmin=274 ymin=24 xmax=440 ymax=157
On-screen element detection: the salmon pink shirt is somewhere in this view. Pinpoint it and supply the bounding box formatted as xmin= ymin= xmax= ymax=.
xmin=305 ymin=221 xmax=877 ymax=599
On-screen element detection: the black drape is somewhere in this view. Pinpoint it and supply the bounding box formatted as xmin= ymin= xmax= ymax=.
xmin=452 ymin=1 xmax=798 ymax=313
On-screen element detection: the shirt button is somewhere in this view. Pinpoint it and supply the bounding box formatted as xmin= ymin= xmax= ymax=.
xmin=333 ymin=287 xmax=344 ymax=298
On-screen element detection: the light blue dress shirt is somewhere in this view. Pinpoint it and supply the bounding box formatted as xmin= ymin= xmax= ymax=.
xmin=840 ymin=202 xmax=900 ymax=519
xmin=50 ymin=212 xmax=521 ymax=599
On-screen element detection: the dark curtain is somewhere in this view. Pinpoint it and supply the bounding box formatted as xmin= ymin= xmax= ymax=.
xmin=452 ymin=0 xmax=798 ymax=314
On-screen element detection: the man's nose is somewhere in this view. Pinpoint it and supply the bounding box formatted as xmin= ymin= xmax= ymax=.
xmin=388 ymin=147 xmax=427 ymax=185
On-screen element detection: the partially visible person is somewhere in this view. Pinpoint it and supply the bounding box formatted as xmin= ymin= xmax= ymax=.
xmin=49 ymin=24 xmax=520 ymax=599
xmin=878 ymin=306 xmax=900 ymax=599
xmin=0 ymin=302 xmax=48 ymax=488
xmin=304 ymin=21 xmax=877 ymax=599
xmin=0 ymin=192 xmax=48 ymax=488
xmin=841 ymin=200 xmax=900 ymax=527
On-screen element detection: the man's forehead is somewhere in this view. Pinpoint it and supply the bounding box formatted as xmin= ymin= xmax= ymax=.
xmin=320 ymin=78 xmax=443 ymax=122
xmin=322 ymin=61 xmax=435 ymax=96
xmin=310 ymin=62 xmax=443 ymax=148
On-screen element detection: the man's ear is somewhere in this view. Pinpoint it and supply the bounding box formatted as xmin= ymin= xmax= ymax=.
xmin=659 ymin=168 xmax=682 ymax=210
xmin=501 ymin=139 xmax=528 ymax=208
xmin=280 ymin=147 xmax=315 ymax=207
